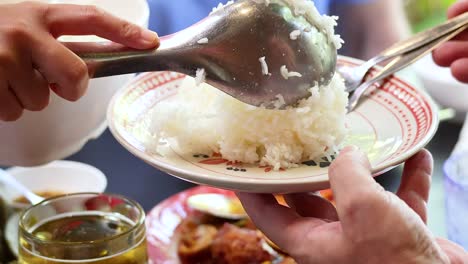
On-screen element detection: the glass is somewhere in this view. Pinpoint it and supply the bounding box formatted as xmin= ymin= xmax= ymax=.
xmin=443 ymin=153 xmax=468 ymax=250
xmin=18 ymin=193 xmax=148 ymax=264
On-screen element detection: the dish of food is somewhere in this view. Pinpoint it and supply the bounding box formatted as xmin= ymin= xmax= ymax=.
xmin=107 ymin=55 xmax=439 ymax=193
xmin=129 ymin=0 xmax=346 ymax=171
xmin=129 ymin=73 xmax=347 ymax=172
xmin=146 ymin=186 xmax=297 ymax=264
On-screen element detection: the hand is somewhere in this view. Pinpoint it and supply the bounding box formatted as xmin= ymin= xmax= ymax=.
xmin=0 ymin=1 xmax=159 ymax=121
xmin=433 ymin=0 xmax=468 ymax=83
xmin=238 ymin=147 xmax=467 ymax=264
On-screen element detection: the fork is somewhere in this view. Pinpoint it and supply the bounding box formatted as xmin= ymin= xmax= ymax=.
xmin=337 ymin=12 xmax=468 ymax=94
xmin=346 ymin=25 xmax=468 ymax=112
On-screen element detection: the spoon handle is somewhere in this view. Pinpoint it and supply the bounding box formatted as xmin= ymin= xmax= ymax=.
xmin=378 ymin=12 xmax=468 ymax=61
xmin=0 ymin=169 xmax=44 ymax=205
xmin=348 ymin=25 xmax=467 ymax=112
xmin=70 ymin=35 xmax=194 ymax=78
xmin=79 ymin=47 xmax=162 ymax=78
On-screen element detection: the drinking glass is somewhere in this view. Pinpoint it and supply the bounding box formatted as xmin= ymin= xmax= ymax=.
xmin=18 ymin=193 xmax=147 ymax=264
xmin=443 ymin=153 xmax=468 ymax=250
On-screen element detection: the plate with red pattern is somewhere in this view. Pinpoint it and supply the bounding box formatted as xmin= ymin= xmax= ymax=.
xmin=145 ymin=186 xmax=235 ymax=263
xmin=108 ymin=56 xmax=439 ymax=193
xmin=145 ymin=186 xmax=323 ymax=263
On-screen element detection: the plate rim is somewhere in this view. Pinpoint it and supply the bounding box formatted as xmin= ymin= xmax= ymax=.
xmin=107 ymin=55 xmax=440 ymax=192
xmin=145 ymin=186 xmax=237 ymax=263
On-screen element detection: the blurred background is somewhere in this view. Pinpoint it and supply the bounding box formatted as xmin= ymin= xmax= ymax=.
xmin=405 ymin=0 xmax=456 ymax=32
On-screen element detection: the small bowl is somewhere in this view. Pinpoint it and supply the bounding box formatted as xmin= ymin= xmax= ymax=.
xmin=0 ymin=160 xmax=107 ymax=210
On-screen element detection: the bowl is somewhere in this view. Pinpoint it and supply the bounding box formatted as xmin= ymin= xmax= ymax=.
xmin=0 ymin=0 xmax=150 ymax=167
xmin=0 ymin=160 xmax=107 ymax=210
xmin=414 ymin=55 xmax=468 ymax=113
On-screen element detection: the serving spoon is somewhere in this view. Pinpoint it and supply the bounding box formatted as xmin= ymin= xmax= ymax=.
xmin=75 ymin=0 xmax=336 ymax=108
xmin=0 ymin=168 xmax=44 ymax=205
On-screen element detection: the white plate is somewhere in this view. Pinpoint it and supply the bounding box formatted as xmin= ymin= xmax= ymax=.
xmin=107 ymin=56 xmax=439 ymax=193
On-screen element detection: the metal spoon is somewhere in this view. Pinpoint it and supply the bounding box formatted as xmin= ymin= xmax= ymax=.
xmin=76 ymin=0 xmax=336 ymax=108
xmin=0 ymin=168 xmax=44 ymax=205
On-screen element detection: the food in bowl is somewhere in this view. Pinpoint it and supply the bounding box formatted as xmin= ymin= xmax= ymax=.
xmin=132 ymin=0 xmax=347 ymax=170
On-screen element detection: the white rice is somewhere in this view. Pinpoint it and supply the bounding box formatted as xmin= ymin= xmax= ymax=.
xmin=290 ymin=30 xmax=301 ymax=40
xmin=280 ymin=65 xmax=302 ymax=80
xmin=259 ymin=56 xmax=270 ymax=75
xmin=133 ymin=74 xmax=348 ymax=170
xmin=248 ymin=0 xmax=343 ymax=49
xmin=251 ymin=0 xmax=271 ymax=5
xmin=197 ymin=37 xmax=209 ymax=44
xmin=195 ymin=68 xmax=206 ymax=86
xmin=273 ymin=94 xmax=286 ymax=109
xmin=210 ymin=0 xmax=235 ymax=14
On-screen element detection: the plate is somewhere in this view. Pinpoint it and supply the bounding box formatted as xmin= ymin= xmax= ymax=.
xmin=107 ymin=56 xmax=439 ymax=193
xmin=145 ymin=186 xmax=241 ymax=264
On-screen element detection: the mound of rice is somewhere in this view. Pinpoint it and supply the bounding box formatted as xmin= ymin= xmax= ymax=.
xmin=132 ymin=0 xmax=348 ymax=170
xmin=133 ymin=74 xmax=347 ymax=170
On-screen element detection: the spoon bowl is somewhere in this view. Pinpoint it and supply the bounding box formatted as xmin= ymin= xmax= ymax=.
xmin=77 ymin=0 xmax=337 ymax=108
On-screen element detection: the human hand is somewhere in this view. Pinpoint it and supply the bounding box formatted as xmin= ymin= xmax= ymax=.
xmin=238 ymin=148 xmax=467 ymax=264
xmin=0 ymin=1 xmax=159 ymax=121
xmin=433 ymin=0 xmax=468 ymax=83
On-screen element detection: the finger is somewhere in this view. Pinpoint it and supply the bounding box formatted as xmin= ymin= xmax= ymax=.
xmin=448 ymin=0 xmax=468 ymax=19
xmin=0 ymin=83 xmax=23 ymax=121
xmin=44 ymin=4 xmax=159 ymax=49
xmin=447 ymin=1 xmax=468 ymax=41
xmin=328 ymin=146 xmax=387 ymax=236
xmin=433 ymin=41 xmax=468 ymax=67
xmin=62 ymin=41 xmax=127 ymax=53
xmin=396 ymin=150 xmax=432 ymax=224
xmin=451 ymin=58 xmax=468 ymax=83
xmin=435 ymin=238 xmax=468 ymax=263
xmin=445 ymin=0 xmax=468 ymax=41
xmin=10 ymin=68 xmax=50 ymax=111
xmin=237 ymin=193 xmax=327 ymax=252
xmin=284 ymin=193 xmax=338 ymax=221
xmin=31 ymin=36 xmax=89 ymax=101
xmin=328 ymin=146 xmax=383 ymax=208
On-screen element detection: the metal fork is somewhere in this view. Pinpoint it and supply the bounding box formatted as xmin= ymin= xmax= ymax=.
xmin=346 ymin=25 xmax=468 ymax=112
xmin=338 ymin=12 xmax=468 ymax=94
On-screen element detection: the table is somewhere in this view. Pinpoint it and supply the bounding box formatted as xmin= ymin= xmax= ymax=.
xmin=66 ymin=121 xmax=462 ymax=238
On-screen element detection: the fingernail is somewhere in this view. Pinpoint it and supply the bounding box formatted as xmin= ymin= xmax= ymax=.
xmin=141 ymin=29 xmax=159 ymax=45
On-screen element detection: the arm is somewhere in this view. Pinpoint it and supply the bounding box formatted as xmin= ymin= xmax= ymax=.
xmin=330 ymin=0 xmax=411 ymax=59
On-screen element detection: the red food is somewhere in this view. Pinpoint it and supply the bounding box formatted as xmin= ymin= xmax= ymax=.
xmin=211 ymin=223 xmax=272 ymax=264
xmin=178 ymin=224 xmax=218 ymax=264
